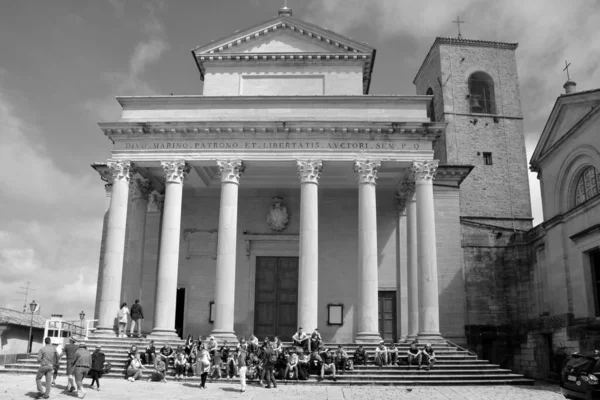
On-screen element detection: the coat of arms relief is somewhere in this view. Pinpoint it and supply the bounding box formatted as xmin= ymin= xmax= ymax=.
xmin=266 ymin=196 xmax=289 ymax=232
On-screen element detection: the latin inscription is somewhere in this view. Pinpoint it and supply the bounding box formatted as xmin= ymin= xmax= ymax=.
xmin=121 ymin=140 xmax=422 ymax=151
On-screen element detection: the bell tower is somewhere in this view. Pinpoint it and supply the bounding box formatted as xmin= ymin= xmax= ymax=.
xmin=414 ymin=37 xmax=532 ymax=229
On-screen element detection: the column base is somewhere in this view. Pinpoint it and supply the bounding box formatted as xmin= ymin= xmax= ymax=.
xmin=416 ymin=332 xmax=446 ymax=345
xmin=354 ymin=332 xmax=382 ymax=344
xmin=406 ymin=333 xmax=418 ymax=342
xmin=210 ymin=330 xmax=238 ymax=343
xmin=147 ymin=329 xmax=180 ymax=342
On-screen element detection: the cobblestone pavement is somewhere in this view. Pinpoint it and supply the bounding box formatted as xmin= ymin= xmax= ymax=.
xmin=1 ymin=375 xmax=565 ymax=400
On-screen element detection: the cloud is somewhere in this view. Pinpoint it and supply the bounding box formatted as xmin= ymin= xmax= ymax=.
xmin=306 ymin=0 xmax=600 ymax=225
xmin=85 ymin=2 xmax=169 ymax=121
xmin=0 ymin=69 xmax=104 ymax=319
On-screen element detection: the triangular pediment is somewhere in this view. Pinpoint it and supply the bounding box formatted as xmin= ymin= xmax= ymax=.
xmin=219 ymin=30 xmax=345 ymax=54
xmin=192 ymin=16 xmax=374 ymax=56
xmin=531 ymin=89 xmax=600 ymax=171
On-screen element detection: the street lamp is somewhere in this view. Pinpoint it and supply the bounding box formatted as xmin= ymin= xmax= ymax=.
xmin=27 ymin=300 xmax=37 ymax=353
xmin=79 ymin=310 xmax=85 ymax=335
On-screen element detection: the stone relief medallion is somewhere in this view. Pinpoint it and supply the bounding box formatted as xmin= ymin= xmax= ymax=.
xmin=267 ymin=196 xmax=289 ymax=232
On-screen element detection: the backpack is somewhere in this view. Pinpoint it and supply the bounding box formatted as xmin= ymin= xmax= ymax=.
xmin=102 ymin=361 xmax=112 ymax=374
xmin=268 ymin=352 xmax=278 ymax=364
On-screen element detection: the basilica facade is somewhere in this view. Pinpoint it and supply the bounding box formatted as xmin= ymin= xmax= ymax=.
xmin=92 ymin=7 xmax=533 ymax=353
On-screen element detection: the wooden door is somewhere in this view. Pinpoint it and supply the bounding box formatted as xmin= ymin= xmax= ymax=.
xmin=378 ymin=291 xmax=397 ymax=343
xmin=254 ymin=257 xmax=298 ymax=340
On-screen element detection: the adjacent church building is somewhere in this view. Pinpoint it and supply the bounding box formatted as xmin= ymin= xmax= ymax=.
xmin=92 ymin=7 xmax=600 ymax=379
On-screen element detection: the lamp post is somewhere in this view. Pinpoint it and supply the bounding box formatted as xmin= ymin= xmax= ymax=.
xmin=79 ymin=310 xmax=85 ymax=337
xmin=27 ymin=300 xmax=37 ymax=353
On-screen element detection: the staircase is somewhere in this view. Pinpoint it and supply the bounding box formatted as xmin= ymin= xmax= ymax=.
xmin=1 ymin=337 xmax=534 ymax=386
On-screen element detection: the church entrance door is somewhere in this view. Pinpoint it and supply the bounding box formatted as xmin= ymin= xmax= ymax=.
xmin=254 ymin=256 xmax=299 ymax=341
xmin=378 ymin=291 xmax=397 ymax=342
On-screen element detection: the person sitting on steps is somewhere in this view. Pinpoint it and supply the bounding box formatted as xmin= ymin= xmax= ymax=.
xmin=388 ymin=343 xmax=399 ymax=366
xmin=375 ymin=341 xmax=388 ymax=368
xmin=319 ymin=349 xmax=337 ymax=382
xmin=420 ymin=343 xmax=436 ymax=371
xmin=292 ymin=327 xmax=309 ymax=352
xmin=284 ymin=349 xmax=298 ymax=380
xmin=406 ymin=340 xmax=422 ymax=370
xmin=334 ymin=345 xmax=348 ymax=374
xmin=353 ymin=345 xmax=367 ymax=366
xmin=310 ymin=329 xmax=322 ymax=351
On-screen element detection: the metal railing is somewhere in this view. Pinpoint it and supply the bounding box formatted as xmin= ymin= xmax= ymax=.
xmin=43 ymin=319 xmax=98 ymax=344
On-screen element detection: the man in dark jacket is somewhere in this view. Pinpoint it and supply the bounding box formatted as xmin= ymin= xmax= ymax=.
xmin=261 ymin=339 xmax=277 ymax=389
xmin=63 ymin=336 xmax=79 ymax=392
xmin=36 ymin=337 xmax=58 ymax=399
xmin=90 ymin=345 xmax=105 ymax=391
xmin=73 ymin=343 xmax=92 ymax=398
xmin=129 ymin=299 xmax=144 ymax=338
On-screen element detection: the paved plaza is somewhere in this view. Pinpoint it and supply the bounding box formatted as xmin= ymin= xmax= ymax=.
xmin=0 ymin=374 xmax=566 ymax=400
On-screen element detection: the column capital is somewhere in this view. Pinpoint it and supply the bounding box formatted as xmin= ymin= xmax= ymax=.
xmin=130 ymin=178 xmax=154 ymax=200
xmin=410 ymin=160 xmax=439 ymax=183
xmin=161 ymin=160 xmax=189 ymax=184
xmin=353 ymin=160 xmax=381 ymax=185
xmin=217 ymin=160 xmax=245 ymax=184
xmin=297 ymin=159 xmax=323 ymax=184
xmin=107 ymin=160 xmax=132 ymax=183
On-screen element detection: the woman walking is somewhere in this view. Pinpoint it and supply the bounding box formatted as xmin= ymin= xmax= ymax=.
xmin=197 ymin=343 xmax=211 ymax=389
xmin=90 ymin=346 xmax=105 ymax=391
xmin=117 ymin=303 xmax=129 ymax=338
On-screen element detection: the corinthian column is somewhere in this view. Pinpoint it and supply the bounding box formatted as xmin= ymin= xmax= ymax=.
xmin=354 ymin=160 xmax=383 ymax=343
xmin=211 ymin=160 xmax=244 ymax=341
xmin=297 ymin=160 xmax=322 ymax=335
xmin=95 ymin=160 xmax=131 ymax=337
xmin=402 ymin=181 xmax=419 ymax=340
xmin=394 ymin=193 xmax=408 ymax=341
xmin=411 ymin=160 xmax=443 ymax=343
xmin=122 ymin=178 xmax=153 ymax=306
xmin=150 ymin=160 xmax=188 ymax=339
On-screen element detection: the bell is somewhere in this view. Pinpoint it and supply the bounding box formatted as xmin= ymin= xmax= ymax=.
xmin=470 ymin=96 xmax=484 ymax=112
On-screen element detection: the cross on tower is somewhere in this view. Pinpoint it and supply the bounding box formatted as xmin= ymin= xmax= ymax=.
xmin=563 ymin=60 xmax=572 ymax=80
xmin=452 ymin=16 xmax=465 ymax=39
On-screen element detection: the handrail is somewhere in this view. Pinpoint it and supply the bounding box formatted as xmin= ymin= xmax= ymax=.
xmin=43 ymin=319 xmax=99 ymax=343
xmin=446 ymin=339 xmax=478 ymax=357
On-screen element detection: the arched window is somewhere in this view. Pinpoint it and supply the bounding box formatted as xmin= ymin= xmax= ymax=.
xmin=575 ymin=166 xmax=600 ymax=206
xmin=468 ymin=72 xmax=496 ymax=114
xmin=426 ymin=87 xmax=435 ymax=122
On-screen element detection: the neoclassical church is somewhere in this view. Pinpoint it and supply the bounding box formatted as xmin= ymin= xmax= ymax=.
xmin=92 ymin=6 xmax=550 ymax=372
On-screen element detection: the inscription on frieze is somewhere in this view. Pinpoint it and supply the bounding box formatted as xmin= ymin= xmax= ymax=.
xmin=119 ymin=139 xmax=424 ymax=151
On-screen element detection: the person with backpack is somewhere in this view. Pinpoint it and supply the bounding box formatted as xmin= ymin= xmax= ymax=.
xmin=116 ymin=303 xmax=129 ymax=338
xmin=129 ymin=299 xmax=144 ymax=338
xmin=261 ymin=338 xmax=277 ymax=389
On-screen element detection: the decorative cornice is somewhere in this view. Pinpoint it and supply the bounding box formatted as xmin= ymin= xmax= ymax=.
xmin=101 ymin=121 xmax=443 ymax=137
xmin=130 ymin=178 xmax=154 ymax=200
xmin=411 ymin=160 xmax=439 ymax=183
xmin=217 ymin=160 xmax=245 ymax=184
xmin=353 ymin=160 xmax=381 ymax=185
xmin=106 ymin=160 xmax=132 ymax=183
xmin=297 ymin=159 xmax=323 ymax=184
xmin=161 ymin=160 xmax=189 ymax=184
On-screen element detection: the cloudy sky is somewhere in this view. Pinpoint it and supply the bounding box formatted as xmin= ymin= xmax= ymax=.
xmin=0 ymin=0 xmax=598 ymax=320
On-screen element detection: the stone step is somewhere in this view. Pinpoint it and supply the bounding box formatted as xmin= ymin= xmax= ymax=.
xmin=0 ymin=368 xmax=534 ymax=386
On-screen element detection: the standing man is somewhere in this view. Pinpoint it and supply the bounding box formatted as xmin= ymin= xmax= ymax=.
xmin=35 ymin=337 xmax=58 ymax=399
xmin=73 ymin=343 xmax=91 ymax=399
xmin=63 ymin=336 xmax=79 ymax=392
xmin=130 ymin=299 xmax=144 ymax=338
xmin=292 ymin=327 xmax=309 ymax=352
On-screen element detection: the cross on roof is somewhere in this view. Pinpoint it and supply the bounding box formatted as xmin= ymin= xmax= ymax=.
xmin=452 ymin=16 xmax=465 ymax=39
xmin=563 ymin=60 xmax=572 ymax=80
